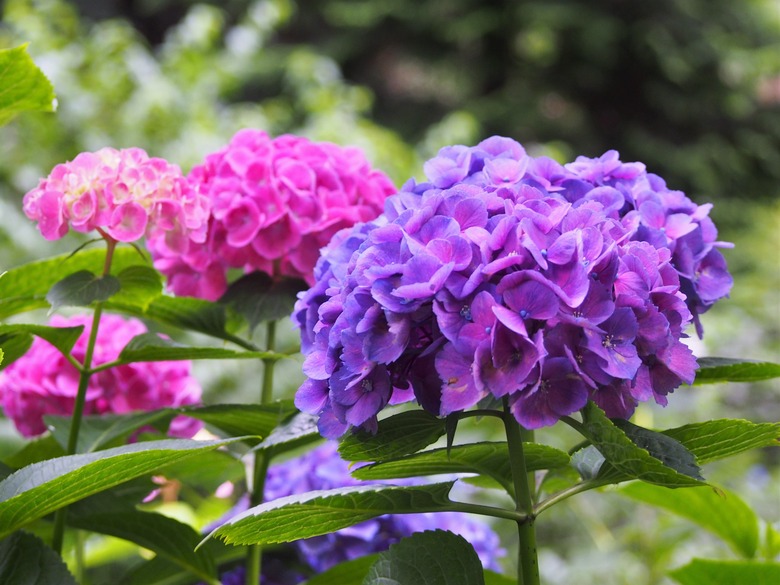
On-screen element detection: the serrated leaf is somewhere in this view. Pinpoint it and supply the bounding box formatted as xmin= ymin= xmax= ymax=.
xmin=662 ymin=419 xmax=780 ymax=464
xmin=352 ymin=441 xmax=570 ymax=496
xmin=619 ymin=482 xmax=759 ymax=558
xmin=0 ymin=44 xmax=57 ymax=125
xmin=117 ymin=332 xmax=278 ymax=363
xmin=669 ymin=559 xmax=780 ymax=585
xmin=45 ymin=410 xmax=177 ymax=453
xmin=363 ymin=529 xmax=485 ymax=585
xmin=694 ymin=358 xmax=780 ymax=385
xmin=112 ymin=265 xmax=163 ymax=310
xmin=206 ymin=482 xmax=457 ymax=546
xmin=183 ymin=402 xmax=298 ymax=442
xmin=303 ymin=554 xmax=378 ymax=585
xmin=254 ymin=412 xmax=321 ymax=456
xmin=138 ymin=295 xmax=240 ymax=341
xmin=0 ymin=438 xmax=235 ymax=538
xmin=339 ymin=411 xmax=447 ymax=463
xmin=46 ymin=270 xmax=121 ymax=310
xmin=219 ymin=271 xmax=307 ymax=333
xmin=0 ymin=248 xmax=141 ymax=319
xmin=579 ymin=402 xmax=705 ymax=487
xmin=0 ymin=531 xmax=77 ymax=585
xmin=613 ymin=418 xmax=703 ymax=480
xmin=0 ymin=323 xmax=83 ymax=355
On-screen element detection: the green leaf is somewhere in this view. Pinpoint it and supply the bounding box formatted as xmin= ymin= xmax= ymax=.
xmin=206 ymin=481 xmax=457 ymax=546
xmin=219 ymin=271 xmax=307 ymax=333
xmin=0 ymin=332 xmax=33 ymax=371
xmin=0 ymin=438 xmax=235 ymax=538
xmin=619 ymin=482 xmax=759 ymax=558
xmin=0 ymin=531 xmax=77 ymax=585
xmin=117 ymin=333 xmax=278 ymax=363
xmin=112 ymin=266 xmax=164 ymax=310
xmin=669 ymin=559 xmax=780 ymax=585
xmin=44 ymin=410 xmax=177 ymax=453
xmin=0 ymin=44 xmax=57 ymax=126
xmin=613 ymin=418 xmax=703 ymax=480
xmin=254 ymin=412 xmax=321 ymax=457
xmin=352 ymin=441 xmax=570 ymax=496
xmin=0 ymin=323 xmax=83 ymax=356
xmin=363 ymin=529 xmax=485 ymax=585
xmin=69 ymin=508 xmax=216 ymax=581
xmin=579 ymin=402 xmax=705 ymax=487
xmin=46 ymin=270 xmax=121 ymax=310
xmin=571 ymin=445 xmax=606 ymax=480
xmin=662 ymin=419 xmax=780 ymax=464
xmin=183 ymin=403 xmax=298 ymax=442
xmin=0 ymin=248 xmax=141 ymax=319
xmin=339 ymin=411 xmax=447 ymax=462
xmin=2 ymin=436 xmax=65 ymax=469
xmin=303 ymin=555 xmax=378 ymax=585
xmin=694 ymin=358 xmax=780 ymax=385
xmin=483 ymin=570 xmax=516 ymax=585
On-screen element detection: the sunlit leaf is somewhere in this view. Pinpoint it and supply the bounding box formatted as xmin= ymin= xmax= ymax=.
xmin=669 ymin=559 xmax=780 ymax=585
xmin=662 ymin=419 xmax=780 ymax=464
xmin=363 ymin=530 xmax=485 ymax=585
xmin=0 ymin=438 xmax=236 ymax=538
xmin=694 ymin=358 xmax=780 ymax=385
xmin=619 ymin=482 xmax=759 ymax=558
xmin=0 ymin=44 xmax=56 ymax=125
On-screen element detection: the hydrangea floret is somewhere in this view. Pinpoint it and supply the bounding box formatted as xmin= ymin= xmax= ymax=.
xmin=0 ymin=314 xmax=202 ymax=438
xmin=148 ymin=129 xmax=396 ymax=300
xmin=23 ymin=147 xmax=209 ymax=250
xmin=293 ymin=137 xmax=733 ymax=437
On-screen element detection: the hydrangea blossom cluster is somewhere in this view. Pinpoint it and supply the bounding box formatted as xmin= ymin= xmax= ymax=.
xmin=294 ymin=137 xmax=733 ymax=436
xmin=23 ymin=147 xmax=209 ymax=250
xmin=148 ymin=129 xmax=396 ymax=301
xmin=0 ymin=314 xmax=202 ymax=437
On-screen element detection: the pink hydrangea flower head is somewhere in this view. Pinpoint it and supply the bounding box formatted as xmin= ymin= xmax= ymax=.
xmin=23 ymin=147 xmax=210 ymax=250
xmin=147 ymin=129 xmax=396 ymax=300
xmin=0 ymin=314 xmax=202 ymax=438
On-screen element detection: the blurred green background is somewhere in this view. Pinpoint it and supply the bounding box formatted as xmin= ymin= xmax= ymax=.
xmin=0 ymin=1 xmax=778 ymax=583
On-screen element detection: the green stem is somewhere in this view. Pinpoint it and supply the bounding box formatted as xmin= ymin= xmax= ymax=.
xmin=534 ymin=479 xmax=611 ymax=516
xmin=503 ymin=400 xmax=541 ymax=585
xmin=245 ymin=321 xmax=277 ymax=585
xmin=51 ymin=238 xmax=117 ymax=555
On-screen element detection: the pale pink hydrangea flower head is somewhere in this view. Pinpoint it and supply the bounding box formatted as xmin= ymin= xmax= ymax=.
xmin=23 ymin=147 xmax=210 ymax=252
xmin=0 ymin=314 xmax=202 ymax=438
xmin=147 ymin=129 xmax=396 ymax=300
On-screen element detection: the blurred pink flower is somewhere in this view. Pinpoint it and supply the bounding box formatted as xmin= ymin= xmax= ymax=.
xmin=0 ymin=314 xmax=202 ymax=438
xmin=23 ymin=147 xmax=210 ymax=250
xmin=147 ymin=129 xmax=395 ymax=300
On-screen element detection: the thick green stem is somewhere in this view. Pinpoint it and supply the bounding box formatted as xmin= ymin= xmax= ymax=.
xmin=503 ymin=401 xmax=541 ymax=585
xmin=51 ymin=238 xmax=116 ymax=555
xmin=245 ymin=321 xmax=277 ymax=585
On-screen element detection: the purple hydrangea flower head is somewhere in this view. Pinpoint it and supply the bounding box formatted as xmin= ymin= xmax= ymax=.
xmin=148 ymin=130 xmax=395 ymax=300
xmin=294 ymin=137 xmax=732 ymax=433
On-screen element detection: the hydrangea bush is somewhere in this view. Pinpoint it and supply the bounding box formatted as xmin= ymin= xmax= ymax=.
xmin=1 ymin=58 xmax=778 ymax=585
xmin=294 ymin=137 xmax=733 ymax=437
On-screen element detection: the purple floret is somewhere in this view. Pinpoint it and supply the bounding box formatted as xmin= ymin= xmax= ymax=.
xmin=293 ymin=137 xmax=732 ymax=434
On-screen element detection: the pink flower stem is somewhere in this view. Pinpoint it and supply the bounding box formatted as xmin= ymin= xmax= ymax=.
xmin=51 ymin=237 xmax=117 ymax=555
xmin=245 ymin=319 xmax=278 ymax=585
xmin=503 ymin=399 xmax=541 ymax=585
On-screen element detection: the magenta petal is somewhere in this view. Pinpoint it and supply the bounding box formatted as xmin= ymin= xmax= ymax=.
xmin=107 ymin=202 xmax=148 ymax=242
